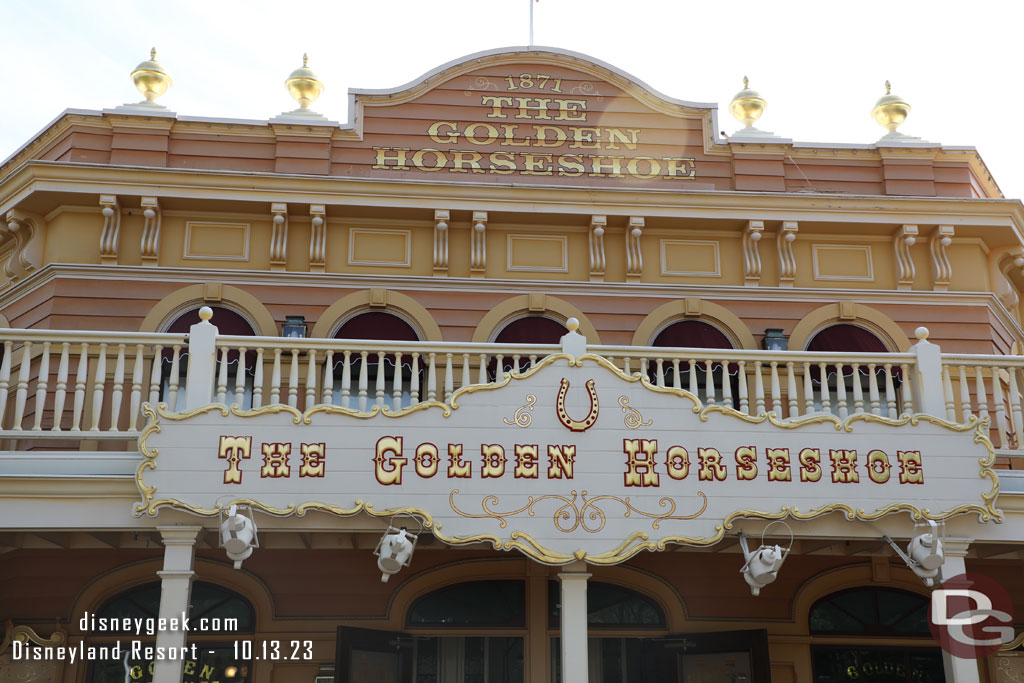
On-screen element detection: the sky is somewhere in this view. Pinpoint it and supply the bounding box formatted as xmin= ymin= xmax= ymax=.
xmin=2 ymin=0 xmax=1022 ymax=201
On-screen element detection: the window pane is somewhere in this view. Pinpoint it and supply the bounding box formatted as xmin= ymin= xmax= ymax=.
xmin=809 ymin=588 xmax=929 ymax=636
xmin=407 ymin=581 xmax=525 ymax=627
xmin=548 ymin=581 xmax=666 ymax=628
xmin=488 ymin=637 xmax=524 ymax=683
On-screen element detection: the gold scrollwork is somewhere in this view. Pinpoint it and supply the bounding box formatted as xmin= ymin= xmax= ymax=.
xmin=556 ymin=378 xmax=599 ymax=432
xmin=618 ymin=395 xmax=652 ymax=429
xmin=503 ymin=394 xmax=537 ymax=427
xmin=570 ymin=81 xmax=601 ymax=96
xmin=464 ymin=76 xmax=499 ymax=95
xmin=449 ymin=489 xmax=708 ymax=534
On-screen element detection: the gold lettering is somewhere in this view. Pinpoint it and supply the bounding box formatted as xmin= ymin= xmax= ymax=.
xmin=514 ymin=96 xmax=552 ymax=119
xmin=534 ymin=125 xmax=567 ymax=147
xmin=411 ymin=148 xmax=448 ymax=171
xmin=554 ymin=99 xmax=587 ymax=121
xmin=372 ymin=146 xmax=410 ymax=170
xmin=766 ymin=448 xmax=792 ymax=482
xmin=488 ymin=151 xmax=517 ymax=174
xmin=897 ymin=450 xmax=924 ymax=484
xmin=589 ymin=155 xmax=625 ymax=177
xmin=606 ymin=128 xmax=641 ymax=150
xmin=666 ymin=445 xmax=690 ymax=480
xmin=626 ymin=156 xmax=661 ymax=179
xmin=448 ymin=443 xmax=471 ymax=478
xmin=481 ymin=95 xmax=514 ymax=119
xmin=464 ymin=122 xmax=499 ymax=145
xmin=623 ymin=438 xmax=660 ymax=487
xmin=570 ymin=127 xmax=601 ymax=149
xmin=427 ymin=121 xmax=459 ymax=144
xmin=183 ymin=661 xmax=196 ymax=675
xmin=547 ymin=445 xmax=575 ymax=479
xmin=664 ymin=157 xmax=696 ymax=179
xmin=260 ymin=442 xmax=291 ymax=478
xmin=698 ymin=448 xmax=727 ymax=481
xmin=522 ymin=153 xmax=554 ymax=175
xmin=481 ymin=444 xmax=506 ymax=478
xmin=218 ymin=435 xmax=251 ymax=485
xmin=452 ymin=150 xmax=486 ymax=174
xmin=734 ymin=446 xmax=758 ymax=481
xmin=500 ymin=124 xmax=532 ymax=146
xmin=867 ymin=449 xmax=891 ymax=484
xmin=557 ymin=154 xmax=585 ymax=176
xmin=374 ymin=437 xmax=406 ymax=485
xmin=799 ymin=448 xmax=822 ymax=482
xmin=514 ymin=445 xmax=539 ymax=478
xmin=829 ymin=449 xmax=860 ymax=484
xmin=415 ymin=443 xmax=439 ymax=478
xmin=299 ymin=442 xmax=326 ymax=478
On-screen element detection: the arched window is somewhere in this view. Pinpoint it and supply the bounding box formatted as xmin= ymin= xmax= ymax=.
xmin=88 ymin=581 xmax=254 ymax=683
xmin=333 ymin=311 xmax=421 ymax=410
xmin=407 ymin=580 xmax=526 ymax=628
xmin=806 ymin=324 xmax=902 ymax=417
xmin=808 ymin=587 xmax=942 ymax=682
xmin=547 ymin=580 xmax=666 ymax=628
xmin=651 ymin=320 xmax=738 ymax=408
xmin=490 ymin=316 xmax=567 ymax=378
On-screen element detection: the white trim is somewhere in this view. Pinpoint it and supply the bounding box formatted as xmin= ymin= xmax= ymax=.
xmin=659 ymin=239 xmax=721 ymax=277
xmin=347 ymin=227 xmax=412 ymax=268
xmin=183 ymin=221 xmax=250 ymax=262
xmin=506 ymin=234 xmax=568 ymax=273
xmin=812 ymin=244 xmax=875 ymax=282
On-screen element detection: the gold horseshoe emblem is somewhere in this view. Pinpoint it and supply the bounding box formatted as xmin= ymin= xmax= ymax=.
xmin=556 ymin=378 xmax=599 ymax=432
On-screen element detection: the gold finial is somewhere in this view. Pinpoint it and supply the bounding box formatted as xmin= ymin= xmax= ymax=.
xmin=871 ymin=80 xmax=910 ymax=136
xmin=729 ymin=76 xmax=766 ymax=129
xmin=130 ymin=47 xmax=172 ymax=105
xmin=285 ymin=54 xmax=324 ymax=111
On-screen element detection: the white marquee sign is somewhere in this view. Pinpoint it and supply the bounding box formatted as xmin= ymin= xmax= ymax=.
xmin=136 ymin=356 xmax=1000 ymax=565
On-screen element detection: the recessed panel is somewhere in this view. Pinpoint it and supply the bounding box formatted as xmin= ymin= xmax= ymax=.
xmin=183 ymin=221 xmax=250 ymax=261
xmin=660 ymin=239 xmax=720 ymax=276
xmin=348 ymin=228 xmax=412 ymax=267
xmin=506 ymin=234 xmax=568 ymax=272
xmin=813 ymin=244 xmax=874 ymax=281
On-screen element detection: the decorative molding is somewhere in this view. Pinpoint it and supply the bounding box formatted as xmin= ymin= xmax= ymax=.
xmin=777 ymin=221 xmax=798 ymax=287
xmin=347 ymin=228 xmax=412 ymax=267
xmin=812 ymin=244 xmax=875 ymax=282
xmin=139 ymin=197 xmax=161 ymax=264
xmin=893 ymin=224 xmax=918 ymax=290
xmin=589 ymin=215 xmax=606 ymax=281
xmin=507 ymin=234 xmax=568 ymax=273
xmin=930 ymin=225 xmax=954 ymax=291
xmin=269 ymin=202 xmax=288 ymax=271
xmin=743 ymin=220 xmax=764 ymax=286
xmin=98 ymin=195 xmax=121 ymax=265
xmin=625 ymin=216 xmax=644 ymax=280
xmin=183 ymin=222 xmax=250 ymax=262
xmin=433 ymin=209 xmax=449 ymax=275
xmin=659 ymin=239 xmax=720 ymax=277
xmin=309 ymin=204 xmax=326 ymax=273
xmin=2 ymin=210 xmax=44 ymax=284
xmin=470 ymin=211 xmax=487 ymax=276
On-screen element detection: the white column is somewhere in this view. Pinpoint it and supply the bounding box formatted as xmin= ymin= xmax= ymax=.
xmin=938 ymin=539 xmax=981 ymax=683
xmin=185 ymin=307 xmax=219 ymax=409
xmin=152 ymin=526 xmax=202 ymax=683
xmin=559 ymin=561 xmax=590 ymax=683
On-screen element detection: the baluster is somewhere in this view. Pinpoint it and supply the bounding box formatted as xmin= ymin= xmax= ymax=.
xmin=958 ymin=366 xmax=972 ymax=423
xmin=974 ymin=365 xmax=989 ymax=427
xmin=802 ymin=361 xmax=814 ymax=414
xmin=427 ymin=353 xmax=437 ymax=401
xmin=883 ymin=364 xmax=898 ymax=419
xmin=461 ymin=353 xmax=471 ymax=392
xmin=288 ymin=349 xmax=300 ymax=409
xmin=306 ymin=349 xmax=318 ymax=410
xmin=704 ymin=359 xmax=716 ymax=405
xmin=31 ymin=342 xmax=51 ymax=430
xmin=899 ymin=363 xmax=914 ymax=417
xmin=216 ymin=347 xmax=229 ymax=405
xmin=252 ymin=348 xmax=265 ymax=409
xmin=322 ymin=351 xmax=335 ymax=406
xmin=688 ymin=359 xmax=699 ymax=397
xmin=769 ymin=361 xmax=781 ymax=415
xmin=109 ymin=344 xmax=126 ymax=431
xmin=495 ymin=354 xmax=505 ymax=380
xmin=529 ymin=354 xmax=537 ymax=369
xmin=834 ymin=363 xmax=848 ymax=419
xmin=786 ymin=362 xmax=798 ymax=418
xmin=867 ymin=363 xmax=881 ymax=415
xmin=72 ymin=343 xmax=89 ymax=430
xmin=128 ymin=345 xmax=144 ymax=430
xmin=656 ymin=358 xmax=665 ymax=387
xmin=851 ymin=363 xmax=864 ymax=414
xmin=13 ymin=341 xmax=32 ymax=430
xmin=477 ymin=353 xmax=487 ymax=386
xmin=991 ymin=366 xmax=1008 ymax=449
xmin=720 ymin=361 xmax=733 ymax=408
xmin=270 ymin=349 xmax=283 ymax=405
xmin=166 ymin=345 xmax=181 ymax=411
xmin=512 ymin=355 xmax=521 ymax=375
xmin=818 ymin=362 xmax=830 ymax=415
xmin=736 ymin=360 xmax=748 ymax=414
xmin=357 ymin=351 xmax=369 ymax=412
xmin=1009 ymin=368 xmax=1024 ymax=450
xmin=640 ymin=358 xmax=650 ymax=381
xmin=341 ymin=351 xmax=352 ymax=408
xmin=89 ymin=343 xmax=107 ymax=431
xmin=444 ymin=353 xmax=454 ymax=403
xmin=411 ymin=353 xmax=421 ymax=405
xmin=52 ymin=342 xmax=70 ymax=431
xmin=235 ymin=347 xmax=249 ymax=408
xmin=623 ymin=358 xmax=632 ymax=376
xmin=754 ymin=361 xmax=765 ymax=415
xmin=0 ymin=341 xmax=12 ymax=428
xmin=942 ymin=365 xmax=956 ymax=421
xmin=375 ymin=352 xmax=387 ymax=407
xmin=672 ymin=359 xmax=681 ymax=390
xmin=393 ymin=352 xmax=404 ymax=411
xmin=148 ymin=345 xmax=163 ymax=407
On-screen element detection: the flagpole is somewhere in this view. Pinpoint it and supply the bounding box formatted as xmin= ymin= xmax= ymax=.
xmin=529 ymin=0 xmax=534 ymax=47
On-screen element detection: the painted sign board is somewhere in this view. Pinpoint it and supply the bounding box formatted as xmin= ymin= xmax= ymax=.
xmin=136 ymin=356 xmax=1000 ymax=565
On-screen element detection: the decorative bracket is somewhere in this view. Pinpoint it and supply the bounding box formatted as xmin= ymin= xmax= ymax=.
xmin=626 ymin=216 xmax=644 ymax=281
xmin=894 ymin=224 xmax=918 ymax=290
xmin=433 ymin=209 xmax=450 ymax=275
xmin=309 ymin=205 xmax=326 ymax=273
xmin=589 ymin=215 xmax=606 ymax=281
xmin=3 ymin=209 xmax=44 ymax=284
xmin=777 ymin=221 xmax=798 ymax=287
xmin=99 ymin=195 xmax=121 ymax=265
xmin=930 ymin=225 xmax=954 ymax=291
xmin=743 ymin=220 xmax=764 ymax=286
xmin=270 ymin=203 xmax=288 ymax=271
xmin=470 ymin=211 xmax=487 ymax=277
xmin=140 ymin=197 xmax=161 ymax=264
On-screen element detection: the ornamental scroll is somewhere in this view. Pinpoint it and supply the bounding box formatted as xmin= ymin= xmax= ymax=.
xmin=136 ymin=357 xmax=1000 ymax=565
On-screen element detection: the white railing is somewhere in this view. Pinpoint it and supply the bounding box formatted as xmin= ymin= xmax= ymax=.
xmin=940 ymin=354 xmax=1024 ymax=453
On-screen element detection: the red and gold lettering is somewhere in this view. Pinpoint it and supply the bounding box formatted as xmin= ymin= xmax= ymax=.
xmin=481 ymin=444 xmax=506 ymax=478
xmin=447 ymin=443 xmax=471 ymax=478
xmin=897 ymin=450 xmax=924 ymax=484
xmin=514 ymin=445 xmax=539 ymax=478
xmin=766 ymin=448 xmax=791 ymax=482
xmin=698 ymin=448 xmax=727 ymax=481
xmin=299 ymin=442 xmax=325 ymax=478
xmin=734 ymin=446 xmax=758 ymax=481
xmin=548 ymin=445 xmax=576 ymax=479
xmin=867 ymin=449 xmax=891 ymax=484
xmin=261 ymin=442 xmax=291 ymax=479
xmin=623 ymin=438 xmax=660 ymax=487
xmin=374 ymin=436 xmax=406 ymax=485
xmin=829 ymin=449 xmax=860 ymax=484
xmin=218 ymin=436 xmax=251 ymax=485
xmin=799 ymin=448 xmax=822 ymax=482
xmin=415 ymin=443 xmax=439 ymax=478
xmin=666 ymin=445 xmax=690 ymax=480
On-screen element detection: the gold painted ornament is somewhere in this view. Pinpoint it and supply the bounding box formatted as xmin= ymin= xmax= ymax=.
xmin=130 ymin=47 xmax=172 ymax=105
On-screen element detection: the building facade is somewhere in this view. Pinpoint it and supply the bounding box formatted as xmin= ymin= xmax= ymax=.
xmin=0 ymin=47 xmax=1022 ymax=683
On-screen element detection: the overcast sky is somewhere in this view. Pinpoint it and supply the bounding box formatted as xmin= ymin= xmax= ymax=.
xmin=3 ymin=0 xmax=1021 ymax=202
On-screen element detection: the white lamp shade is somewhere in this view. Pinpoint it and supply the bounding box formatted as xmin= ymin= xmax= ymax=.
xmin=909 ymin=534 xmax=944 ymax=570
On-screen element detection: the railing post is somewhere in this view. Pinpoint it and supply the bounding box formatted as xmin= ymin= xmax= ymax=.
xmin=560 ymin=317 xmax=586 ymax=358
xmin=910 ymin=326 xmax=944 ymax=417
xmin=185 ymin=306 xmax=219 ymax=410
